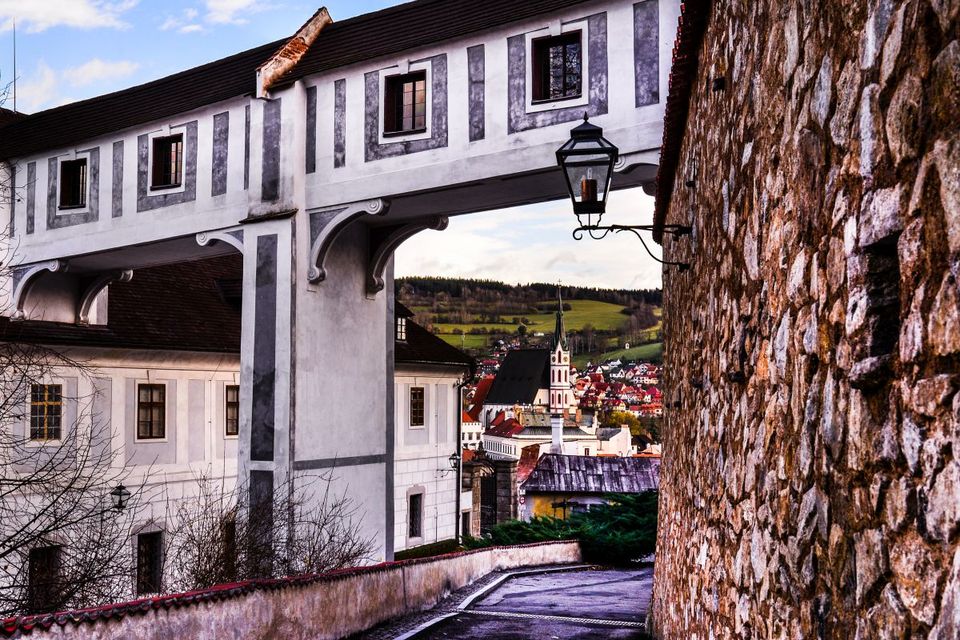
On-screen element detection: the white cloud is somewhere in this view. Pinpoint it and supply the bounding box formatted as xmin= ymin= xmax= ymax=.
xmin=204 ymin=0 xmax=265 ymax=25
xmin=14 ymin=60 xmax=57 ymax=112
xmin=396 ymin=188 xmax=664 ymax=290
xmin=0 ymin=0 xmax=138 ymax=33
xmin=160 ymin=7 xmax=204 ymax=33
xmin=63 ymin=58 xmax=139 ymax=87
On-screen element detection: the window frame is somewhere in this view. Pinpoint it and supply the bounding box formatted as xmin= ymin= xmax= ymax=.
xmin=524 ymin=20 xmax=590 ymax=114
xmin=57 ymin=156 xmax=89 ymax=210
xmin=408 ymin=492 xmax=424 ymax=540
xmin=383 ymin=70 xmax=428 ymax=137
xmin=27 ymin=544 xmax=63 ymax=614
xmin=135 ymin=383 xmax=167 ymax=442
xmin=531 ymin=30 xmax=584 ymax=104
xmin=136 ymin=531 xmax=163 ymax=595
xmin=409 ymin=386 xmax=426 ymax=428
xmin=224 ymin=384 xmax=240 ymax=438
xmin=147 ymin=128 xmax=186 ymax=193
xmin=378 ymin=63 xmax=432 ymax=144
xmin=29 ymin=383 xmax=63 ymax=442
xmin=396 ymin=317 xmax=407 ymax=342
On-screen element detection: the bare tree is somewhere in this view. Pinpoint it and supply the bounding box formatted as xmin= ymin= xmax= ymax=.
xmin=167 ymin=471 xmax=375 ymax=592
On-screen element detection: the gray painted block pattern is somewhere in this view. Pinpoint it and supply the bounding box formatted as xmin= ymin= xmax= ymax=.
xmin=334 ymin=79 xmax=346 ymax=168
xmin=188 ymin=379 xmax=206 ymax=461
xmin=633 ymin=1 xmax=659 ymax=107
xmin=261 ymin=99 xmax=282 ymax=202
xmin=507 ymin=13 xmax=609 ymax=134
xmin=467 ymin=45 xmax=486 ymax=141
xmin=91 ymin=377 xmax=112 ymax=462
xmin=47 ymin=147 xmax=100 ymax=229
xmin=112 ymin=141 xmax=123 ymax=218
xmin=306 ymin=86 xmax=317 ymax=174
xmin=136 ymin=121 xmax=199 ymax=212
xmin=251 ymin=234 xmax=278 ymax=462
xmin=212 ymin=112 xmax=230 ymax=196
xmin=244 ymin=105 xmax=251 ymax=190
xmin=25 ymin=162 xmax=35 ymax=234
xmin=8 ymin=163 xmax=14 ymax=236
xmin=364 ymin=54 xmax=448 ymax=162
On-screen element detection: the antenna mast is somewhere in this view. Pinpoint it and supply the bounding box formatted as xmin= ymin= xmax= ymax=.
xmin=12 ymin=17 xmax=16 ymax=112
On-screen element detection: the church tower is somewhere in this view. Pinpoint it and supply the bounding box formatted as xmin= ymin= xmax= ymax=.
xmin=549 ymin=288 xmax=570 ymax=452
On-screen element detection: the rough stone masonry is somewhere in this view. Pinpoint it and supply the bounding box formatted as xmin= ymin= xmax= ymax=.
xmin=652 ymin=0 xmax=959 ymax=637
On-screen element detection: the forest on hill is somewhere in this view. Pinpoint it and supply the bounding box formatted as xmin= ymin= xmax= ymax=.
xmin=396 ymin=277 xmax=663 ymax=359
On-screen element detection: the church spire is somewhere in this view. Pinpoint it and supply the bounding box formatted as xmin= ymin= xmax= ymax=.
xmin=552 ymin=286 xmax=567 ymax=351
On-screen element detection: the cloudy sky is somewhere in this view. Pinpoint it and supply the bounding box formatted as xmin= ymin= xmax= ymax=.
xmin=0 ymin=0 xmax=663 ymax=289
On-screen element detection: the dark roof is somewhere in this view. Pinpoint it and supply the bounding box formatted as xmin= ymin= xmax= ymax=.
xmin=395 ymin=319 xmax=473 ymax=371
xmin=0 ymin=108 xmax=25 ymax=128
xmin=520 ymin=454 xmax=660 ymax=494
xmin=0 ymin=0 xmax=593 ymax=160
xmin=0 ymin=255 xmax=242 ymax=353
xmin=485 ymin=349 xmax=550 ymax=405
xmin=652 ymin=2 xmax=712 ymax=244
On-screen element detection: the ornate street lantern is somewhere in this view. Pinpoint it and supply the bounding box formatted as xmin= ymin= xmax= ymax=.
xmin=110 ymin=483 xmax=131 ymax=511
xmin=555 ymin=115 xmax=619 ymax=228
xmin=448 ymin=452 xmax=461 ymax=470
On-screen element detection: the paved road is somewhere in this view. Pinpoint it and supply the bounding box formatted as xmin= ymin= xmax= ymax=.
xmin=356 ymin=566 xmax=653 ymax=639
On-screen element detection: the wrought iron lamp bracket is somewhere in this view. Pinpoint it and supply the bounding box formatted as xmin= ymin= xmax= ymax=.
xmin=571 ymin=223 xmax=692 ymax=270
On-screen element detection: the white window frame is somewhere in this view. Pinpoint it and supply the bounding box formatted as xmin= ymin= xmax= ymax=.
xmin=24 ymin=378 xmax=66 ymax=446
xmin=223 ymin=383 xmax=240 ymax=440
xmin=147 ymin=125 xmax=187 ymax=195
xmin=524 ymin=18 xmax=591 ymax=114
xmin=378 ymin=60 xmax=433 ymax=145
xmin=409 ymin=385 xmax=427 ymax=430
xmin=133 ymin=380 xmax=170 ymax=444
xmin=56 ymin=151 xmax=92 ymax=215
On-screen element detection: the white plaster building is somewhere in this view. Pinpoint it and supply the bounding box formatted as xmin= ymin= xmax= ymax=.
xmin=0 ymin=0 xmax=678 ymax=562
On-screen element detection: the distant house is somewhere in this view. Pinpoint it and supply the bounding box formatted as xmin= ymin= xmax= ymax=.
xmin=519 ymin=454 xmax=660 ymax=520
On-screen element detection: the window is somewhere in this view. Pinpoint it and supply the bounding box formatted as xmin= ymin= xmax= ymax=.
xmin=136 ymin=531 xmax=163 ymax=595
xmin=408 ymin=493 xmax=423 ymax=539
xmin=225 ymin=385 xmax=239 ymax=437
xmin=30 ymin=384 xmax=62 ymax=441
xmin=461 ymin=511 xmax=471 ymax=537
xmin=137 ymin=384 xmax=165 ymax=440
xmin=384 ymin=71 xmax=426 ymax=135
xmin=532 ymin=31 xmax=582 ymax=102
xmin=221 ymin=518 xmax=237 ymax=581
xmin=396 ymin=317 xmax=407 ymax=341
xmin=410 ymin=387 xmax=425 ymax=427
xmin=59 ymin=159 xmax=87 ymax=209
xmin=151 ymin=134 xmax=184 ymax=189
xmin=27 ymin=545 xmax=62 ymax=613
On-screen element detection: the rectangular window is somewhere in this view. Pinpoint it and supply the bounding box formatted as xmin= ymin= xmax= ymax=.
xmin=27 ymin=545 xmax=62 ymax=614
xmin=410 ymin=387 xmax=425 ymax=427
xmin=151 ymin=134 xmax=184 ymax=189
xmin=137 ymin=384 xmax=166 ymax=440
xmin=396 ymin=317 xmax=407 ymax=341
xmin=59 ymin=159 xmax=87 ymax=209
xmin=408 ymin=493 xmax=423 ymax=539
xmin=30 ymin=384 xmax=62 ymax=441
xmin=136 ymin=531 xmax=163 ymax=595
xmin=384 ymin=71 xmax=427 ymax=135
xmin=224 ymin=385 xmax=239 ymax=437
xmin=221 ymin=518 xmax=237 ymax=581
xmin=532 ymin=31 xmax=582 ymax=102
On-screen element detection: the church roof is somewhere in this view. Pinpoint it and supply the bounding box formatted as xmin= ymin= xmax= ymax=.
xmin=484 ymin=349 xmax=550 ymax=405
xmin=551 ymin=290 xmax=567 ymax=351
xmin=0 ymin=0 xmax=596 ymax=160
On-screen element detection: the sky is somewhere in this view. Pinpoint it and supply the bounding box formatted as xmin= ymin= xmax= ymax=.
xmin=0 ymin=0 xmax=663 ymax=290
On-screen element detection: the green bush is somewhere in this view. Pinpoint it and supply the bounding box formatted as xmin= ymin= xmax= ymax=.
xmin=466 ymin=491 xmax=658 ymax=566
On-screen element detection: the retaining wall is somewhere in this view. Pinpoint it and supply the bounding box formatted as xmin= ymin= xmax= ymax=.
xmin=1 ymin=541 xmax=580 ymax=639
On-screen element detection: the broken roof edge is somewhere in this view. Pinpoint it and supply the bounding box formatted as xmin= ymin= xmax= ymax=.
xmin=257 ymin=7 xmax=334 ymax=98
xmin=651 ymin=1 xmax=712 ymax=245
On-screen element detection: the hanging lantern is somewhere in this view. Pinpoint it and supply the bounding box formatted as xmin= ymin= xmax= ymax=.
xmin=555 ymin=114 xmax=619 ymax=227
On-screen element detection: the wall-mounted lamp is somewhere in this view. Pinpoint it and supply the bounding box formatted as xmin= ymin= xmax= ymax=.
xmin=556 ymin=115 xmax=692 ymax=270
xmin=110 ymin=483 xmax=131 ymax=511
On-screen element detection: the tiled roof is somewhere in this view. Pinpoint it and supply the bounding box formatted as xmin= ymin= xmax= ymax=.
xmin=485 ymin=349 xmax=550 ymax=405
xmin=651 ymin=2 xmax=712 ymax=244
xmin=0 ymin=0 xmax=594 ymax=160
xmin=0 ymin=256 xmax=242 ymax=353
xmin=395 ymin=320 xmax=474 ymax=371
xmin=486 ymin=417 xmax=524 ymax=438
xmin=521 ymin=454 xmax=661 ymax=494
xmin=466 ymin=375 xmax=495 ymax=420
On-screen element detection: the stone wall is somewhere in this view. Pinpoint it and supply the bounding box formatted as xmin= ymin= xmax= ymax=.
xmin=652 ymin=0 xmax=958 ymax=637
xmin=4 ymin=541 xmax=580 ymax=640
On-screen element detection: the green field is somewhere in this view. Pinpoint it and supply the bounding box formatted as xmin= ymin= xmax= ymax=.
xmin=431 ymin=300 xmax=630 ymax=336
xmin=572 ymin=342 xmax=663 ymax=368
xmin=438 ymin=334 xmax=492 ymax=349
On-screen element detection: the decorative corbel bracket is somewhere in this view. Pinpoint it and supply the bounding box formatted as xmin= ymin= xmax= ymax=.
xmin=308 ymin=198 xmax=389 ymax=283
xmin=10 ymin=260 xmax=69 ymax=321
xmin=366 ymin=215 xmax=448 ymax=295
xmin=196 ymin=228 xmax=245 ymax=254
xmin=77 ymin=270 xmax=133 ymax=325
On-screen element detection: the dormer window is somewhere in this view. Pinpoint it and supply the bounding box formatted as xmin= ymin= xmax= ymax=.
xmin=396 ymin=316 xmax=407 ymax=341
xmin=532 ymin=31 xmax=582 ymax=102
xmin=59 ymin=159 xmax=87 ymax=209
xmin=384 ymin=71 xmax=426 ymax=135
xmin=151 ymin=134 xmax=184 ymax=189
